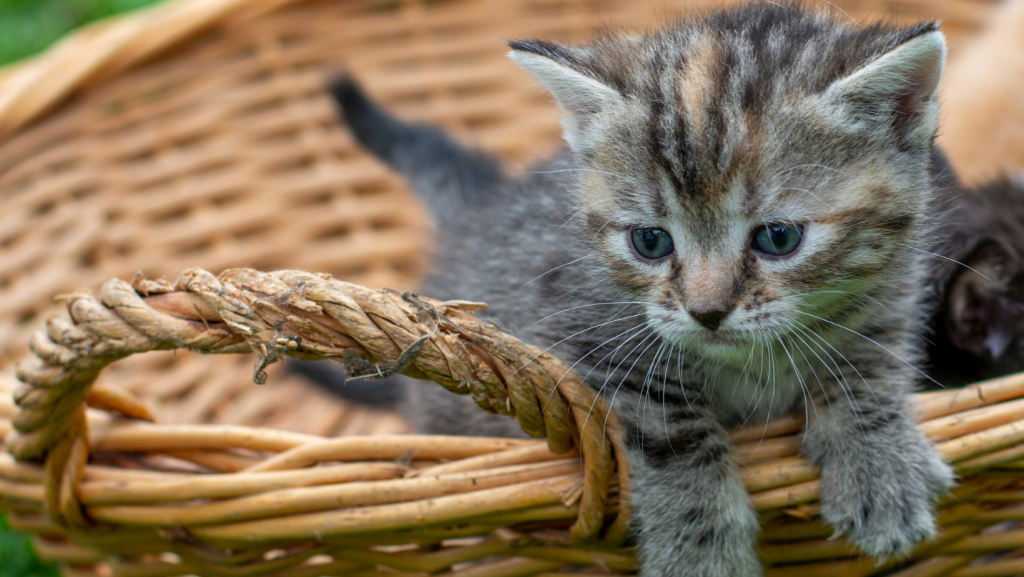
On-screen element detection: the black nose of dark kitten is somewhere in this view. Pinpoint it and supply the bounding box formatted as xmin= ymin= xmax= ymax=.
xmin=688 ymin=307 xmax=732 ymax=331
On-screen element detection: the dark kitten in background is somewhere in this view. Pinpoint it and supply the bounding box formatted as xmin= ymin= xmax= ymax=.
xmin=927 ymin=176 xmax=1024 ymax=387
xmin=293 ymin=3 xmax=960 ymax=575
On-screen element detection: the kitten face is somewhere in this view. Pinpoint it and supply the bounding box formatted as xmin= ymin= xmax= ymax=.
xmin=579 ymin=97 xmax=926 ymax=358
xmin=511 ymin=6 xmax=945 ymax=362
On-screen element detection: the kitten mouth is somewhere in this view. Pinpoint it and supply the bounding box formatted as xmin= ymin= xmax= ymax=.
xmin=703 ymin=330 xmax=745 ymax=347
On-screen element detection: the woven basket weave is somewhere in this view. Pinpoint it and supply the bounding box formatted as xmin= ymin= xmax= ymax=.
xmin=0 ymin=0 xmax=1019 ymax=576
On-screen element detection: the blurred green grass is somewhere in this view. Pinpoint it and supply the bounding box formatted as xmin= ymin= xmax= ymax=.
xmin=0 ymin=514 xmax=60 ymax=577
xmin=1 ymin=1 xmax=166 ymax=574
xmin=0 ymin=0 xmax=165 ymax=67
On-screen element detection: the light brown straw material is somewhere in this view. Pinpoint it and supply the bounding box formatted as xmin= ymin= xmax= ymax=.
xmin=0 ymin=0 xmax=1017 ymax=575
xmin=5 ymin=268 xmax=1024 ymax=576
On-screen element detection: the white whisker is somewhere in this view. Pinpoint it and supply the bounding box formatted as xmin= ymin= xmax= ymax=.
xmin=779 ymin=289 xmax=934 ymax=346
xmin=660 ymin=342 xmax=678 ymax=458
xmin=518 ymin=255 xmax=593 ymax=289
xmin=639 ymin=341 xmax=669 ymax=446
xmin=510 ymin=313 xmax=649 ymax=381
xmin=796 ymin=310 xmax=943 ymax=388
xmin=898 ymin=242 xmax=992 ymax=281
xmin=527 ymin=301 xmax=650 ymax=327
xmin=816 ymin=0 xmax=862 ymax=27
xmin=615 ymin=335 xmax=663 ymax=446
xmin=557 ymin=197 xmax=622 ymax=232
xmin=585 ymin=330 xmax=659 ymax=438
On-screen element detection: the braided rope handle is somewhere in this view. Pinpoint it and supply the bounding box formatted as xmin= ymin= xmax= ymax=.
xmin=11 ymin=267 xmax=630 ymax=545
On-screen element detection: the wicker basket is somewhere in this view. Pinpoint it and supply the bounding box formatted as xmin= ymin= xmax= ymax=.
xmin=0 ymin=0 xmax=1019 ymax=576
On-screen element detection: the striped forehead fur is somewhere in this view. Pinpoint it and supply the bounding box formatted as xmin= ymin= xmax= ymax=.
xmin=511 ymin=5 xmax=938 ymax=103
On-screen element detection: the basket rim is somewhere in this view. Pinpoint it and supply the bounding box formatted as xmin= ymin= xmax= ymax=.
xmin=0 ymin=0 xmax=307 ymax=143
xmin=0 ymin=0 xmax=1004 ymax=145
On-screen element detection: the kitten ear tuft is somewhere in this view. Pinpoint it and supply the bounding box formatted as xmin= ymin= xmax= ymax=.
xmin=508 ymin=40 xmax=621 ymax=150
xmin=945 ymin=241 xmax=1015 ymax=360
xmin=826 ymin=28 xmax=946 ymax=144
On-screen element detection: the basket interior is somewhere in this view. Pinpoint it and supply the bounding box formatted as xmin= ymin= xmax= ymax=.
xmin=0 ymin=0 xmax=1005 ymax=438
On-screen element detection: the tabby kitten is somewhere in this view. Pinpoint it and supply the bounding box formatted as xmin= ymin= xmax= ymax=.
xmin=326 ymin=3 xmax=954 ymax=574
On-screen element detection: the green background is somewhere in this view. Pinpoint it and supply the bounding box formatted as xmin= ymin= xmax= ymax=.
xmin=0 ymin=514 xmax=60 ymax=577
xmin=0 ymin=0 xmax=163 ymax=66
xmin=0 ymin=3 xmax=166 ymax=577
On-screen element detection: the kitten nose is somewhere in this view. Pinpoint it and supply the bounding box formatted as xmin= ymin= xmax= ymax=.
xmin=688 ymin=306 xmax=732 ymax=331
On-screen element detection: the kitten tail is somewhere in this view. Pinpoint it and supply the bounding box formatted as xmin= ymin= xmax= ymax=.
xmin=327 ymin=76 xmax=504 ymax=227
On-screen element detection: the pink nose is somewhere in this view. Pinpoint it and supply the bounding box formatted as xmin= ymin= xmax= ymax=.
xmin=687 ymin=306 xmax=732 ymax=331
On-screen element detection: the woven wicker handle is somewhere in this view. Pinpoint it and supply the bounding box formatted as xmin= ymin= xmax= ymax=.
xmin=10 ymin=267 xmax=630 ymax=545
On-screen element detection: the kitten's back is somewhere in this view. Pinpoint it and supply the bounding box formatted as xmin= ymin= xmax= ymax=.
xmin=296 ymin=79 xmax=596 ymax=436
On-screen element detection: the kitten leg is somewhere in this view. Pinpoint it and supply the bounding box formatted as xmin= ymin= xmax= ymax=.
xmin=623 ymin=399 xmax=762 ymax=577
xmin=803 ymin=365 xmax=953 ymax=558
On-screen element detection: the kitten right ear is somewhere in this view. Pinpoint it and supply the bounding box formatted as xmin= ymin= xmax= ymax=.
xmin=825 ymin=27 xmax=946 ymax=145
xmin=508 ymin=40 xmax=621 ymax=150
xmin=945 ymin=241 xmax=1015 ymax=360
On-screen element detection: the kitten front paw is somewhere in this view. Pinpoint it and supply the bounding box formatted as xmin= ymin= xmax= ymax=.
xmin=637 ymin=530 xmax=763 ymax=577
xmin=632 ymin=463 xmax=763 ymax=576
xmin=819 ymin=435 xmax=954 ymax=559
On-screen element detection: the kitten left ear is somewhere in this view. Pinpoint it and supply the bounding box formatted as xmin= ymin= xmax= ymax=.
xmin=508 ymin=40 xmax=621 ymax=150
xmin=825 ymin=27 xmax=946 ymax=144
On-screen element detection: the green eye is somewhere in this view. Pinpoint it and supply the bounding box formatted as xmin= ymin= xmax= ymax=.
xmin=752 ymin=224 xmax=802 ymax=256
xmin=631 ymin=228 xmax=674 ymax=260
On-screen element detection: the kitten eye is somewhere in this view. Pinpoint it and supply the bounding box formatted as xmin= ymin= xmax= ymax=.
xmin=752 ymin=224 xmax=802 ymax=256
xmin=631 ymin=228 xmax=674 ymax=260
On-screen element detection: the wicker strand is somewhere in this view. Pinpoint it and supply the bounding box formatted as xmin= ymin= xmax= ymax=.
xmin=11 ymin=267 xmax=631 ymax=545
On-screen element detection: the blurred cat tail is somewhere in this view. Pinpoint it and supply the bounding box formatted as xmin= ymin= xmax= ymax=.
xmin=326 ymin=75 xmax=505 ymax=227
